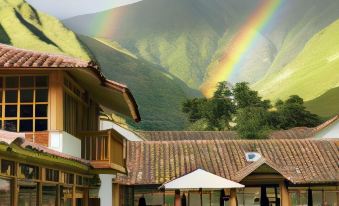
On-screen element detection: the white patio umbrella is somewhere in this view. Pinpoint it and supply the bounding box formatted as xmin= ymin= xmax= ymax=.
xmin=160 ymin=169 xmax=244 ymax=206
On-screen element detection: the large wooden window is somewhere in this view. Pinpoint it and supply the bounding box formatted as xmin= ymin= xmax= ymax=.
xmin=63 ymin=75 xmax=99 ymax=136
xmin=0 ymin=75 xmax=48 ymax=132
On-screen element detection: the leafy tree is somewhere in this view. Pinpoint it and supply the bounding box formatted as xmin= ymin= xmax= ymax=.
xmin=182 ymin=98 xmax=207 ymax=122
xmin=182 ymin=81 xmax=322 ymax=138
xmin=235 ymin=107 xmax=271 ymax=139
xmin=182 ymin=82 xmax=235 ymax=130
xmin=274 ymin=95 xmax=321 ymax=129
xmin=233 ymin=82 xmax=271 ymax=109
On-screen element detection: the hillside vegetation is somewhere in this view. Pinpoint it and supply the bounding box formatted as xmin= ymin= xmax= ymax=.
xmin=0 ymin=0 xmax=89 ymax=59
xmin=254 ymin=20 xmax=339 ymax=102
xmin=64 ymin=0 xmax=339 ymax=87
xmin=305 ymin=87 xmax=339 ymax=118
xmin=79 ymin=35 xmax=196 ymax=130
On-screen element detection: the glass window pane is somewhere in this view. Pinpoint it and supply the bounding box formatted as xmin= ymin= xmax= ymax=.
xmin=5 ymin=105 xmax=17 ymax=117
xmin=20 ymin=89 xmax=33 ymax=102
xmin=36 ymin=76 xmax=48 ymax=87
xmin=36 ymin=89 xmax=48 ymax=102
xmin=312 ymin=191 xmax=323 ymax=206
xmin=0 ymin=178 xmax=11 ymax=205
xmin=5 ymin=76 xmax=18 ymax=88
xmin=5 ymin=90 xmax=17 ymax=103
xmin=19 ymin=183 xmax=37 ymax=206
xmin=0 ymin=90 xmax=2 ymax=102
xmin=42 ymin=185 xmax=57 ymax=206
xmin=20 ymin=76 xmax=34 ymax=88
xmin=20 ymin=120 xmax=33 ymax=132
xmin=35 ymin=119 xmax=47 ymax=131
xmin=325 ymin=191 xmax=337 ymax=205
xmin=1 ymin=160 xmax=15 ymax=176
xmin=46 ymin=169 xmax=59 ymax=182
xmin=36 ymin=104 xmax=48 ymax=117
xmin=19 ymin=164 xmax=39 ymax=179
xmin=0 ymin=77 xmax=3 ymax=88
xmin=4 ymin=120 xmax=17 ymax=132
xmin=20 ymin=105 xmax=33 ymax=117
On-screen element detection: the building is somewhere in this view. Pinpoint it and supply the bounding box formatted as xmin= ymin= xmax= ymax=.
xmin=0 ymin=43 xmax=140 ymax=206
xmin=115 ymin=136 xmax=339 ymax=206
xmin=313 ymin=115 xmax=339 ymax=139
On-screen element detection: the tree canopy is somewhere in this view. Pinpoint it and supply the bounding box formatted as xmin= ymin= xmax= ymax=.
xmin=182 ymin=81 xmax=321 ymax=139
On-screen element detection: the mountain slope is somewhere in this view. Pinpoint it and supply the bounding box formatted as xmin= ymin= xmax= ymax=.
xmin=64 ymin=0 xmax=230 ymax=88
xmin=305 ymin=86 xmax=339 ymax=118
xmin=0 ymin=0 xmax=89 ymax=59
xmin=253 ymin=19 xmax=339 ymax=102
xmin=79 ymin=35 xmax=195 ymax=130
xmin=64 ymin=0 xmax=339 ymax=88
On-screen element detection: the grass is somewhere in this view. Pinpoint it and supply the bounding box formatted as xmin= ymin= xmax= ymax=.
xmin=0 ymin=0 xmax=90 ymax=60
xmin=305 ymin=86 xmax=339 ymax=118
xmin=253 ymin=20 xmax=339 ymax=102
xmin=79 ymin=35 xmax=198 ymax=130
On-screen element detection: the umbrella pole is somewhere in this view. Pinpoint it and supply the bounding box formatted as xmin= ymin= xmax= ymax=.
xmin=200 ymin=188 xmax=203 ymax=206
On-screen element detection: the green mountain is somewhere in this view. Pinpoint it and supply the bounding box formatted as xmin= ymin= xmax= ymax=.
xmin=305 ymin=86 xmax=339 ymax=118
xmin=253 ymin=20 xmax=339 ymax=102
xmin=0 ymin=0 xmax=89 ymax=59
xmin=63 ymin=0 xmax=339 ymax=86
xmin=0 ymin=0 xmax=198 ymax=130
xmin=79 ymin=36 xmax=196 ymax=130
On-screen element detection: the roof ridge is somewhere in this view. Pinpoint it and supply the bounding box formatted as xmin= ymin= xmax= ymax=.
xmin=0 ymin=43 xmax=91 ymax=66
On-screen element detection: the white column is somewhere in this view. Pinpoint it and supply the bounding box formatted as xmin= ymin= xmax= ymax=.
xmin=99 ymin=174 xmax=115 ymax=206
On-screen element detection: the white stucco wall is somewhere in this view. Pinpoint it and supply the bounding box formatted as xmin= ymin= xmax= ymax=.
xmin=315 ymin=120 xmax=339 ymax=139
xmin=99 ymin=120 xmax=143 ymax=141
xmin=48 ymin=131 xmax=82 ymax=158
xmin=99 ymin=174 xmax=116 ymax=206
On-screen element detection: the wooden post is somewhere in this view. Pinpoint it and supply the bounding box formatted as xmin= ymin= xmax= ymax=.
xmin=84 ymin=188 xmax=89 ymax=206
xmin=113 ymin=183 xmax=120 ymax=206
xmin=13 ymin=162 xmax=19 ymax=206
xmin=280 ymin=182 xmax=290 ymax=206
xmin=38 ymin=182 xmax=43 ymax=206
xmin=175 ymin=189 xmax=181 ymax=206
xmin=229 ymin=188 xmax=237 ymax=206
xmin=49 ymin=71 xmax=64 ymax=131
xmin=72 ymin=174 xmax=76 ymax=206
xmin=56 ymin=184 xmax=61 ymax=206
xmin=12 ymin=177 xmax=18 ymax=206
xmin=72 ymin=185 xmax=76 ymax=206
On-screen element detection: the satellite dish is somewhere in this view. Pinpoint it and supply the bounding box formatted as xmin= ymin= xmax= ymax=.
xmin=245 ymin=152 xmax=261 ymax=162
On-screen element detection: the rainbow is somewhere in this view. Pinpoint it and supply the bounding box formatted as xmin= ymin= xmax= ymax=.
xmin=201 ymin=0 xmax=283 ymax=97
xmin=91 ymin=6 xmax=128 ymax=38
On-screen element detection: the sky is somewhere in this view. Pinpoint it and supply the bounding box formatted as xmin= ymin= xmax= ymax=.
xmin=26 ymin=0 xmax=141 ymax=19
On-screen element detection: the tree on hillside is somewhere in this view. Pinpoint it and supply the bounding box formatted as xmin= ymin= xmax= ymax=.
xmin=273 ymin=95 xmax=321 ymax=129
xmin=236 ymin=107 xmax=271 ymax=139
xmin=182 ymin=81 xmax=322 ymax=138
xmin=233 ymin=82 xmax=271 ymax=109
xmin=182 ymin=82 xmax=235 ymax=130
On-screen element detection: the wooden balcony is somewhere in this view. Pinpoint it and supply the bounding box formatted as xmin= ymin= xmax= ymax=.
xmin=78 ymin=129 xmax=127 ymax=174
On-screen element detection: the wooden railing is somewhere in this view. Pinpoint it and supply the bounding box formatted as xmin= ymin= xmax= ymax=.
xmin=78 ymin=129 xmax=126 ymax=173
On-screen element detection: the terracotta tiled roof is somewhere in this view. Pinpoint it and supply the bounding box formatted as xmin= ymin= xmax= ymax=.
xmin=0 ymin=130 xmax=89 ymax=165
xmin=0 ymin=43 xmax=91 ymax=68
xmin=136 ymin=131 xmax=239 ymax=141
xmin=313 ymin=115 xmax=339 ymax=133
xmin=137 ymin=127 xmax=315 ymax=141
xmin=269 ymin=127 xmax=315 ymax=139
xmin=0 ymin=43 xmax=140 ymax=122
xmin=117 ymin=139 xmax=339 ymax=185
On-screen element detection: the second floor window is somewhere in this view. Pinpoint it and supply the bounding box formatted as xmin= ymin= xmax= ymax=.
xmin=0 ymin=75 xmax=49 ymax=132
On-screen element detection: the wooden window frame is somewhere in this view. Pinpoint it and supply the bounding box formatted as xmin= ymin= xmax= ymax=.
xmin=0 ymin=75 xmax=49 ymax=133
